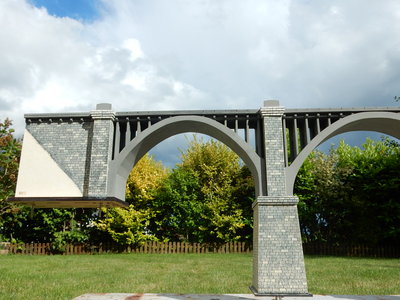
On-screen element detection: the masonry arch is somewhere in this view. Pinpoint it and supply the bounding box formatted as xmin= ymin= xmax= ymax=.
xmin=108 ymin=115 xmax=265 ymax=200
xmin=286 ymin=112 xmax=400 ymax=195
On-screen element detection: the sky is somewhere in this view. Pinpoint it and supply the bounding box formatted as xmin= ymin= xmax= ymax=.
xmin=1 ymin=0 xmax=400 ymax=166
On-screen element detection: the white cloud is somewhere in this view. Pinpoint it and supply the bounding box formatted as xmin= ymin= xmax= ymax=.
xmin=96 ymin=0 xmax=400 ymax=108
xmin=122 ymin=38 xmax=144 ymax=61
xmin=0 ymin=0 xmax=209 ymax=135
xmin=1 ymin=0 xmax=400 ymax=137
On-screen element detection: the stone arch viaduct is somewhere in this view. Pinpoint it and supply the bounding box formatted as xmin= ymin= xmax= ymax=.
xmin=10 ymin=100 xmax=400 ymax=296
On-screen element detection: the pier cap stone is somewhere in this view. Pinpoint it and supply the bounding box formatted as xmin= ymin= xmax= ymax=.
xmin=264 ymin=100 xmax=280 ymax=107
xmin=261 ymin=100 xmax=284 ymax=116
xmin=96 ymin=103 xmax=112 ymax=110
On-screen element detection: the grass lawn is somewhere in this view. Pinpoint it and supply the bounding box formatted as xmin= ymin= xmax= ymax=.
xmin=0 ymin=253 xmax=399 ymax=300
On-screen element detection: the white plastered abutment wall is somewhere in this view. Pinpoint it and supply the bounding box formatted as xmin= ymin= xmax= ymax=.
xmin=16 ymin=130 xmax=82 ymax=197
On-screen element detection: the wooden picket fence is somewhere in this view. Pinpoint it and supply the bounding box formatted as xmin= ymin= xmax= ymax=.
xmin=2 ymin=241 xmax=399 ymax=257
xmin=302 ymin=242 xmax=400 ymax=258
xmin=2 ymin=241 xmax=252 ymax=255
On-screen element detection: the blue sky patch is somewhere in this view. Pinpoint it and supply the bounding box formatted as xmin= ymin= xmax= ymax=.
xmin=29 ymin=0 xmax=100 ymax=21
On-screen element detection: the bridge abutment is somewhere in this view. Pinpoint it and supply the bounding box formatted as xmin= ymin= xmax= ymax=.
xmin=251 ymin=101 xmax=309 ymax=295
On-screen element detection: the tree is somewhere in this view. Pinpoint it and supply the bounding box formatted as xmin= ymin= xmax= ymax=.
xmin=1 ymin=205 xmax=100 ymax=254
xmin=94 ymin=205 xmax=157 ymax=247
xmin=150 ymin=167 xmax=203 ymax=242
xmin=341 ymin=138 xmax=400 ymax=245
xmin=125 ymin=153 xmax=169 ymax=207
xmin=93 ymin=154 xmax=167 ymax=246
xmin=0 ymin=119 xmax=22 ymax=241
xmin=151 ymin=136 xmax=255 ymax=243
xmin=0 ymin=121 xmax=98 ymax=247
xmin=295 ymin=138 xmax=400 ymax=246
xmin=295 ymin=148 xmax=354 ymax=243
xmin=0 ymin=119 xmax=21 ymax=209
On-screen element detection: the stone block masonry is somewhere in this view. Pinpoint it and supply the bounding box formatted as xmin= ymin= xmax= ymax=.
xmin=251 ymin=100 xmax=309 ymax=295
xmin=261 ymin=102 xmax=286 ymax=196
xmin=20 ymin=104 xmax=117 ymax=199
xmin=252 ymin=196 xmax=308 ymax=294
xmin=25 ymin=118 xmax=93 ymax=194
xmin=88 ymin=106 xmax=115 ymax=198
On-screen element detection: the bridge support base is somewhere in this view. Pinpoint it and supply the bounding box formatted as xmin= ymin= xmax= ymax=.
xmin=249 ymin=285 xmax=312 ymax=297
xmin=252 ymin=196 xmax=309 ymax=295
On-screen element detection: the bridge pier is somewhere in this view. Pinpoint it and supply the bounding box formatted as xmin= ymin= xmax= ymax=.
xmin=88 ymin=103 xmax=115 ymax=198
xmin=251 ymin=101 xmax=309 ymax=295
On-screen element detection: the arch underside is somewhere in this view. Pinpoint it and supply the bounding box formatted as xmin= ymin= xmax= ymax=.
xmin=286 ymin=112 xmax=400 ymax=195
xmin=108 ymin=115 xmax=265 ymax=200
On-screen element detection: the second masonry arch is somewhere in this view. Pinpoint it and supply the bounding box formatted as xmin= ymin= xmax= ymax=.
xmin=286 ymin=111 xmax=400 ymax=195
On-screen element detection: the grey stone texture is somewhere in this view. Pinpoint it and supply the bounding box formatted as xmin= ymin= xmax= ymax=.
xmin=252 ymin=197 xmax=308 ymax=294
xmin=26 ymin=119 xmax=92 ymax=194
xmin=261 ymin=105 xmax=286 ymax=197
xmin=252 ymin=101 xmax=308 ymax=295
xmin=87 ymin=108 xmax=115 ymax=198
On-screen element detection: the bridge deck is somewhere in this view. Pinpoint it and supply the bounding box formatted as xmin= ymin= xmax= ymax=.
xmin=15 ymin=105 xmax=400 ymax=208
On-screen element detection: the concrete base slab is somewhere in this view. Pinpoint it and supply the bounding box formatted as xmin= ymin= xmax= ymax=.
xmin=72 ymin=294 xmax=400 ymax=300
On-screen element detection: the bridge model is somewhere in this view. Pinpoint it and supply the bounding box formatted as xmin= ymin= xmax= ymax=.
xmin=9 ymin=100 xmax=400 ymax=296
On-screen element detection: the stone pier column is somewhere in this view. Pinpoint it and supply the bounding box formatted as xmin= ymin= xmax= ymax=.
xmin=251 ymin=100 xmax=309 ymax=295
xmin=87 ymin=103 xmax=115 ymax=198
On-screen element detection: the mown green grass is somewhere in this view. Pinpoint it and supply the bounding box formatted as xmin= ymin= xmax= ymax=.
xmin=305 ymin=256 xmax=400 ymax=295
xmin=0 ymin=253 xmax=251 ymax=300
xmin=0 ymin=254 xmax=399 ymax=300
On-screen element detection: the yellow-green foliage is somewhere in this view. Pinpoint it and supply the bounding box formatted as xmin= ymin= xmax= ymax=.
xmin=126 ymin=153 xmax=169 ymax=205
xmin=95 ymin=205 xmax=157 ymax=246
xmin=95 ymin=154 xmax=168 ymax=246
